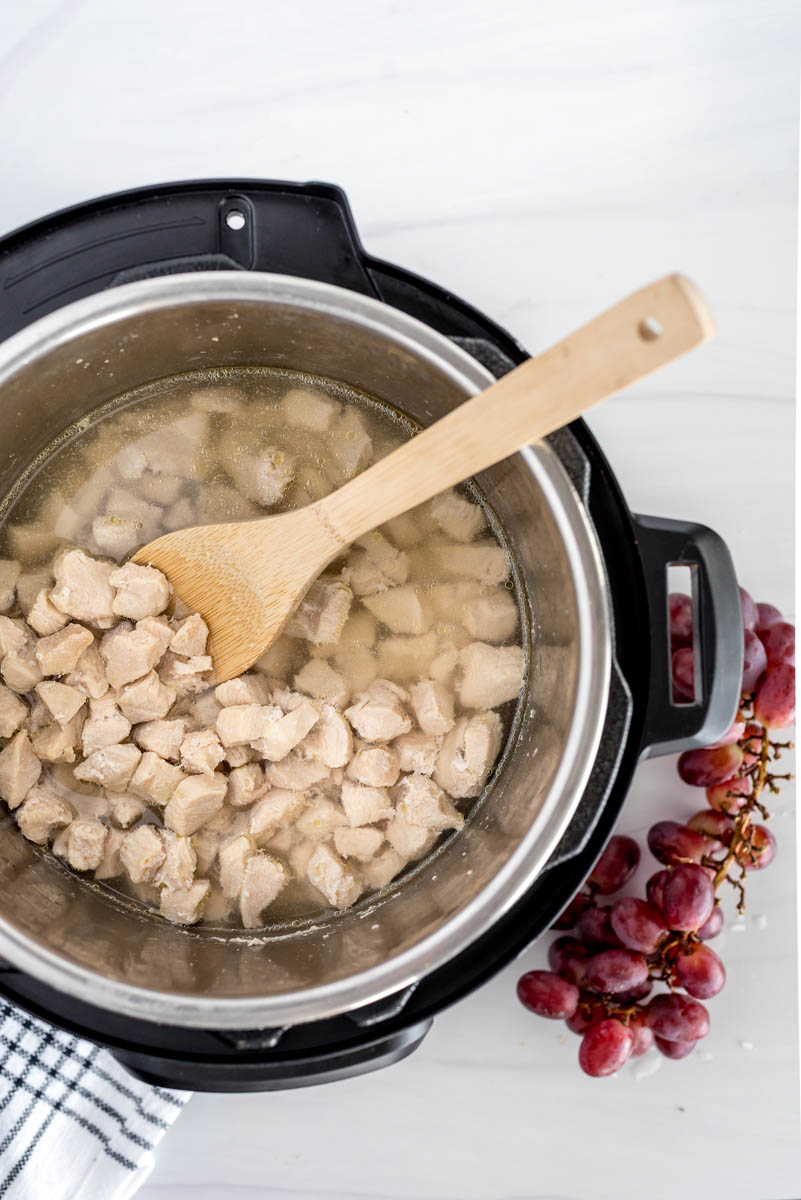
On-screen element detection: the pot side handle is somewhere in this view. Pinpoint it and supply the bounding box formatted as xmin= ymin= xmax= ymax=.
xmin=634 ymin=514 xmax=743 ymax=758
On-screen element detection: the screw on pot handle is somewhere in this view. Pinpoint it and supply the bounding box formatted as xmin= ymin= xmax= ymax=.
xmin=634 ymin=514 xmax=743 ymax=757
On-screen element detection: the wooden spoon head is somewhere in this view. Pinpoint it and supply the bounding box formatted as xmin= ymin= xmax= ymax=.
xmin=132 ymin=510 xmax=329 ymax=682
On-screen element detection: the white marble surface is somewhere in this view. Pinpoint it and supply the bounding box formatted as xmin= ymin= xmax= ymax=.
xmin=0 ymin=1 xmax=798 ymax=1197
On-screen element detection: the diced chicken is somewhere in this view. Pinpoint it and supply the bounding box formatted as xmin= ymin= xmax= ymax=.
xmin=0 ymin=560 xmax=21 ymax=612
xmin=376 ymin=632 xmax=438 ymax=682
xmin=216 ymin=703 xmax=282 ymax=748
xmin=340 ymin=779 xmax=393 ymax=827
xmin=0 ymin=616 xmax=27 ymax=657
xmin=280 ymin=387 xmax=341 ymax=432
xmin=239 ymin=853 xmax=289 ymax=927
xmin=218 ymin=834 xmax=256 ymax=899
xmin=2 ymin=640 xmax=42 ymax=693
xmin=129 ymin=751 xmax=184 ymax=806
xmin=16 ymin=786 xmax=73 ymax=844
xmin=429 ymin=646 xmax=460 ymax=686
xmin=35 ymin=624 xmax=94 ymax=676
xmin=333 ymin=826 xmax=383 ymax=862
xmin=429 ymin=490 xmax=486 ymax=542
xmin=190 ymin=827 xmax=219 ymax=875
xmin=74 ymin=744 xmax=142 ymax=790
xmin=35 ymin=681 xmax=86 ymax=726
xmin=360 ymin=846 xmax=405 ymax=890
xmin=347 ymin=745 xmax=400 ymax=788
xmin=294 ymin=658 xmax=348 ymax=707
xmin=155 ymin=832 xmax=197 ymax=891
xmin=363 ymin=585 xmax=432 ymax=635
xmin=434 ymin=711 xmax=503 ymax=799
xmin=31 ymin=711 xmax=84 ymax=764
xmin=249 ymin=789 xmax=306 ymax=844
xmin=117 ymin=671 xmax=176 ymax=723
xmin=110 ymin=562 xmax=171 ymax=620
xmin=267 ymin=753 xmax=330 ymax=791
xmin=136 ymin=615 xmax=173 ymax=657
xmin=120 ymin=825 xmax=165 ymax=883
xmin=164 ymin=772 xmax=228 ymax=835
xmin=381 ymin=514 xmax=422 ymax=549
xmin=285 ymin=580 xmax=353 ymax=645
xmin=327 ymin=408 xmax=373 ymax=483
xmin=234 ymin=447 xmax=296 ymax=507
xmin=81 ymin=696 xmax=131 ymax=754
xmin=180 ymin=729 xmax=225 ymax=776
xmin=462 ymin=589 xmax=519 ymax=642
xmin=227 ymin=762 xmax=267 ymax=808
xmin=345 ymin=679 xmax=412 ymax=742
xmin=95 ymin=827 xmax=126 ymax=879
xmin=301 ymin=704 xmax=352 ymax=769
xmin=214 ymin=674 xmax=269 ymax=707
xmin=170 ymin=613 xmax=208 ymax=658
xmin=137 ymin=474 xmax=184 ymax=504
xmin=50 ymin=550 xmax=116 ymax=625
xmin=110 ymin=795 xmax=145 ymax=828
xmin=385 ymin=815 xmax=436 ymax=860
xmin=296 ymin=797 xmax=348 ymax=841
xmin=224 ymin=744 xmax=258 ymax=768
xmin=288 ymin=839 xmax=316 ymax=878
xmin=0 ymin=731 xmax=42 ymax=808
xmin=428 ymin=579 xmax=485 ymax=619
xmin=65 ymin=644 xmax=109 ymax=700
xmin=133 ymin=717 xmax=187 ymax=762
xmin=157 ymin=651 xmax=213 ymax=697
xmin=439 ymin=541 xmax=510 ymax=586
xmin=101 ymin=626 xmax=164 ymax=689
xmin=27 ymin=589 xmax=67 ymax=636
xmin=458 ymin=642 xmax=524 ymax=709
xmin=0 ymin=686 xmax=27 ymax=739
xmin=333 ymin=646 xmax=378 ymax=696
xmin=347 ymin=530 xmax=410 ymax=596
xmin=409 ymin=679 xmax=455 ymax=736
xmin=160 ymin=879 xmax=210 ymax=925
xmin=91 ymin=516 xmax=141 ymax=560
xmin=16 ymin=571 xmax=53 ymax=617
xmin=395 ymin=774 xmax=463 ymax=831
xmin=393 ymin=731 xmax=441 ymax=776
xmin=252 ymin=699 xmax=319 ymax=761
xmin=306 ymin=842 xmax=362 ymax=909
xmin=66 ymin=819 xmax=107 ymax=871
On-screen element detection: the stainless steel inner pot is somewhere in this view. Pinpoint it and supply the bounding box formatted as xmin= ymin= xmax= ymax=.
xmin=0 ymin=273 xmax=611 ymax=1028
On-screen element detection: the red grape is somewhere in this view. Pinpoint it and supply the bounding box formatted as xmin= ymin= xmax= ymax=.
xmin=668 ymin=592 xmax=693 ymax=647
xmin=742 ymin=629 xmax=768 ymax=694
xmin=677 ymin=744 xmax=743 ymax=788
xmin=585 ymin=948 xmax=649 ymax=994
xmin=548 ymin=937 xmax=590 ymax=986
xmin=517 ymin=970 xmax=579 ymax=1019
xmin=710 ymin=718 xmax=746 ymax=748
xmin=756 ymin=602 xmax=783 ymax=633
xmin=737 ymin=823 xmax=776 ymax=871
xmin=628 ymin=1010 xmax=655 ymax=1058
xmin=754 ymin=662 xmax=796 ymax=729
xmin=589 ymin=835 xmax=640 ymax=895
xmin=551 ymin=891 xmax=592 ymax=930
xmin=576 ymin=904 xmax=620 ymax=948
xmin=646 ymin=869 xmax=670 ymax=912
xmin=610 ymin=897 xmax=667 ymax=953
xmin=671 ymin=647 xmax=695 ymax=701
xmin=687 ymin=809 xmax=734 ymax=844
xmin=698 ymin=905 xmax=724 ymax=940
xmin=647 ymin=820 xmax=711 ymax=866
xmin=661 ymin=863 xmax=715 ymax=931
xmin=674 ymin=943 xmax=726 ymax=998
xmin=655 ymin=1034 xmax=696 ymax=1059
xmin=760 ymin=621 xmax=795 ymax=669
xmin=739 ymin=587 xmax=758 ymax=631
xmin=646 ymin=993 xmax=710 ymax=1042
xmin=578 ymin=1018 xmax=634 ymax=1077
xmin=707 ymin=774 xmax=751 ymax=814
xmin=615 ymin=978 xmax=654 ymax=1004
xmin=566 ymin=994 xmax=607 ymax=1034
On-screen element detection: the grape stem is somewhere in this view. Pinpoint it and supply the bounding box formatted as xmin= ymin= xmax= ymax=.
xmin=711 ymin=715 xmax=772 ymax=895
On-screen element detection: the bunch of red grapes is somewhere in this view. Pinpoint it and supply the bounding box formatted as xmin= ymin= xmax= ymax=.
xmin=517 ymin=587 xmax=795 ymax=1077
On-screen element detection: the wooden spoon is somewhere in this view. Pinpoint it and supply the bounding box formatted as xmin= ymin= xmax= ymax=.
xmin=133 ymin=274 xmax=714 ymax=682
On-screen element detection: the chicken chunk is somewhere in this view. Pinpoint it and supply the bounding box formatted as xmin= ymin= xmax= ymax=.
xmin=110 ymin=795 xmax=145 ymax=828
xmin=381 ymin=514 xmax=422 ymax=549
xmin=95 ymin=827 xmax=126 ymax=879
xmin=16 ymin=786 xmax=73 ymax=844
xmin=116 ymin=671 xmax=176 ymax=723
xmin=347 ymin=745 xmax=400 ymax=788
xmin=91 ymin=516 xmax=142 ymax=560
xmin=0 ymin=560 xmax=20 ymax=612
xmin=280 ymin=386 xmax=341 ymax=432
xmin=50 ymin=550 xmax=116 ymax=625
xmin=101 ymin=625 xmax=164 ymax=690
xmin=439 ymin=541 xmax=510 ymax=585
xmin=164 ymin=772 xmax=227 ymax=835
xmin=155 ymin=832 xmax=197 ymax=891
xmin=395 ymin=774 xmax=463 ymax=831
xmin=385 ymin=815 xmax=436 ymax=860
xmin=158 ymin=651 xmax=212 ymax=696
xmin=15 ymin=571 xmax=53 ymax=617
xmin=120 ymin=825 xmax=165 ymax=883
xmin=224 ymin=744 xmax=258 ymax=768
xmin=160 ymin=880 xmax=210 ymax=925
xmin=74 ymin=743 xmax=141 ymax=790
xmin=239 ymin=853 xmax=289 ymax=927
xmin=340 ymin=780 xmax=393 ymax=827
xmin=216 ymin=703 xmax=282 ymax=748
xmin=295 ymin=796 xmax=348 ymax=841
xmin=288 ymin=839 xmax=316 ymax=878
xmin=35 ymin=624 xmax=94 ymax=676
xmin=35 ymin=681 xmax=86 ymax=726
xmin=267 ymin=753 xmax=330 ymax=791
xmin=0 ymin=686 xmax=27 ymax=739
xmin=285 ymin=580 xmax=353 ymax=644
xmin=27 ymin=589 xmax=68 ymax=636
xmin=434 ymin=711 xmax=503 ymax=799
xmin=333 ymin=826 xmax=384 ymax=862
xmin=327 ymin=408 xmax=373 ymax=483
xmin=0 ymin=731 xmax=42 ymax=808
xmin=409 ymin=679 xmax=455 ymax=736
xmin=301 ymin=704 xmax=352 ymax=769
xmin=462 ymin=589 xmax=518 ymax=642
xmin=360 ymin=846 xmax=405 ymax=890
xmin=0 ymin=616 xmax=27 ymax=658
xmin=376 ymin=632 xmax=438 ymax=682
xmin=429 ymin=490 xmax=486 ymax=542
xmin=251 ymin=699 xmax=319 ymax=761
xmin=218 ymin=834 xmax=256 ymax=899
xmin=233 ymin=447 xmax=296 ymax=507
xmin=306 ymin=842 xmax=362 ymax=909
xmin=31 ymin=710 xmax=84 ymax=765
xmin=170 ymin=613 xmax=209 ymax=658
xmin=66 ymin=819 xmax=107 ymax=871
xmin=227 ymin=762 xmax=267 ymax=808
xmin=347 ymin=544 xmax=409 ymax=597
xmin=136 ymin=615 xmax=173 ymax=657
xmin=110 ymin=562 xmax=171 ymax=620
xmin=214 ymin=674 xmax=270 ymax=707
xmin=81 ymin=696 xmax=131 ymax=754
xmin=180 ymin=729 xmax=225 ymax=776
xmin=333 ymin=646 xmax=378 ymax=696
xmin=133 ymin=718 xmax=187 ymax=762
xmin=249 ymin=789 xmax=306 ymax=844
xmin=294 ymin=658 xmax=348 ymax=707
xmin=458 ymin=642 xmax=524 ymax=709
xmin=129 ymin=751 xmax=184 ymax=806
xmin=363 ymin=586 xmax=432 ymax=635
xmin=65 ymin=644 xmax=109 ymax=700
xmin=345 ymin=679 xmax=412 ymax=742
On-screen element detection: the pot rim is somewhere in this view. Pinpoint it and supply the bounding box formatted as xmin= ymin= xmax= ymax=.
xmin=0 ymin=271 xmax=611 ymax=1027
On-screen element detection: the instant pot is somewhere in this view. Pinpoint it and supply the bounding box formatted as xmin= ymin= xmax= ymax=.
xmin=0 ymin=180 xmax=742 ymax=1090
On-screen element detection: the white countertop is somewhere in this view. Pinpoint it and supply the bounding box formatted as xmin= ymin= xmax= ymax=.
xmin=1 ymin=1 xmax=798 ymax=1197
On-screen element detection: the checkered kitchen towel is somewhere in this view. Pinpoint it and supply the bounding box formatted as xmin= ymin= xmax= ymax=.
xmin=0 ymin=1003 xmax=189 ymax=1199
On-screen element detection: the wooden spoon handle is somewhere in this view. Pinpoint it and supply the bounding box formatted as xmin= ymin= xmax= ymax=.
xmin=318 ymin=274 xmax=715 ymax=544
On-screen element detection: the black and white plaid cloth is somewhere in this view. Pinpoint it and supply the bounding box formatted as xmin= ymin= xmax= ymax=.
xmin=0 ymin=1003 xmax=189 ymax=1199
